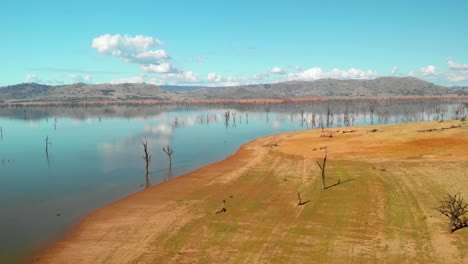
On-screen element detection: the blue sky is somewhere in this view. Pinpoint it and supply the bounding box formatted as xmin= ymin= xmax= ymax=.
xmin=2 ymin=0 xmax=468 ymax=86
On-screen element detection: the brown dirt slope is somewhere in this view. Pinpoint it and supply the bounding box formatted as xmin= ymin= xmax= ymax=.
xmin=35 ymin=120 xmax=468 ymax=263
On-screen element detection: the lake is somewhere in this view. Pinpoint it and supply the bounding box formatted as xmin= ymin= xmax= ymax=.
xmin=0 ymin=98 xmax=465 ymax=263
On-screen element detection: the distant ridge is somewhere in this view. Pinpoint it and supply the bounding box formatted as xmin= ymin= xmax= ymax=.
xmin=0 ymin=77 xmax=466 ymax=103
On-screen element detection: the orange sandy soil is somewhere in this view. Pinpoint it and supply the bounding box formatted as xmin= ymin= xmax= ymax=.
xmin=34 ymin=120 xmax=468 ymax=263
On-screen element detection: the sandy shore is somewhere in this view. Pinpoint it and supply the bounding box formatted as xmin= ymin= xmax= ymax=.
xmin=34 ymin=120 xmax=468 ymax=263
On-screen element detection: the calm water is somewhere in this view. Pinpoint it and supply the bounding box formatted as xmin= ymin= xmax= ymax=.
xmin=0 ymin=99 xmax=465 ymax=263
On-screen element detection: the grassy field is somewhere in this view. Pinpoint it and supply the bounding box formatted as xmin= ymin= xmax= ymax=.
xmin=36 ymin=120 xmax=468 ymax=263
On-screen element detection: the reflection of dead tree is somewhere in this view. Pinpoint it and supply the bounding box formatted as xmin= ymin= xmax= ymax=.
xmin=232 ymin=112 xmax=237 ymax=128
xmin=318 ymin=114 xmax=324 ymax=132
xmin=344 ymin=105 xmax=351 ymax=126
xmin=326 ymin=106 xmax=334 ymax=128
xmin=45 ymin=136 xmax=52 ymax=165
xmin=266 ymin=107 xmax=270 ymax=123
xmin=434 ymin=192 xmax=468 ymax=233
xmin=140 ymin=138 xmax=151 ymax=176
xmin=316 ymin=148 xmax=327 ymax=190
xmin=0 ymin=127 xmax=2 ymax=140
xmin=311 ymin=113 xmax=316 ymax=128
xmin=369 ymin=101 xmax=377 ymax=125
xmin=454 ymin=104 xmax=465 ymax=120
xmin=163 ymin=145 xmax=174 ymax=179
xmin=301 ymin=110 xmax=304 ymax=127
xmin=224 ymin=111 xmax=230 ymax=128
xmin=216 ymin=200 xmax=227 ymax=214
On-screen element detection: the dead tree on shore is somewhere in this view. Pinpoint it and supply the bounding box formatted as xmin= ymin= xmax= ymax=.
xmin=163 ymin=145 xmax=174 ymax=179
xmin=316 ymin=148 xmax=328 ymax=190
xmin=216 ymin=200 xmax=227 ymax=214
xmin=140 ymin=138 xmax=151 ymax=176
xmin=434 ymin=192 xmax=468 ymax=233
xmin=297 ymin=191 xmax=310 ymax=206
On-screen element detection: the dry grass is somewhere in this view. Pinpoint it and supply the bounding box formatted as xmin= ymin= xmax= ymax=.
xmin=35 ymin=120 xmax=468 ymax=263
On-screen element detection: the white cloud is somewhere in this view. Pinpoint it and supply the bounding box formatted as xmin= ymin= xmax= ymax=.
xmin=69 ymin=74 xmax=92 ymax=83
xmin=448 ymin=59 xmax=468 ymax=71
xmin=253 ymin=72 xmax=269 ymax=80
xmin=287 ymin=67 xmax=378 ymax=81
xmin=146 ymin=78 xmax=164 ymax=86
xmin=207 ymin=72 xmax=222 ymax=82
xmin=134 ymin=50 xmax=170 ymax=62
xmin=408 ymin=71 xmax=415 ymax=77
xmin=91 ymin=34 xmax=169 ymax=65
xmin=163 ymin=71 xmax=199 ymax=82
xmin=141 ymin=62 xmax=176 ymax=73
xmin=25 ymin=73 xmax=39 ymax=83
xmin=271 ymin=66 xmax=285 ymax=74
xmin=420 ymin=65 xmax=437 ymax=75
xmin=144 ymin=123 xmax=173 ymax=137
xmin=448 ymin=71 xmax=468 ymax=82
xmin=107 ymin=71 xmax=198 ymax=85
xmin=109 ymin=75 xmax=145 ymax=84
xmin=25 ymin=73 xmax=92 ymax=85
xmin=391 ymin=66 xmax=398 ymax=75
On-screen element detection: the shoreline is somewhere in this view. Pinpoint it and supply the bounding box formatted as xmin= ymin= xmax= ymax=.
xmin=34 ymin=120 xmax=468 ymax=263
xmin=2 ymin=95 xmax=467 ymax=107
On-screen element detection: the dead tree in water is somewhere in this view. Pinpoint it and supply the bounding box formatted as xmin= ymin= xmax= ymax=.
xmin=434 ymin=192 xmax=468 ymax=233
xmin=316 ymin=148 xmax=327 ymax=190
xmin=224 ymin=111 xmax=230 ymax=128
xmin=326 ymin=106 xmax=332 ymax=128
xmin=45 ymin=136 xmax=52 ymax=166
xmin=0 ymin=127 xmax=2 ymax=140
xmin=266 ymin=107 xmax=270 ymax=123
xmin=45 ymin=136 xmax=51 ymax=155
xmin=163 ymin=145 xmax=174 ymax=179
xmin=140 ymin=138 xmax=151 ymax=176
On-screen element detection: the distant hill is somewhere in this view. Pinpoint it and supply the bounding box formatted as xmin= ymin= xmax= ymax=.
xmin=0 ymin=82 xmax=186 ymax=102
xmin=0 ymin=77 xmax=465 ymax=103
xmin=185 ymin=77 xmax=461 ymax=99
xmin=0 ymin=83 xmax=52 ymax=100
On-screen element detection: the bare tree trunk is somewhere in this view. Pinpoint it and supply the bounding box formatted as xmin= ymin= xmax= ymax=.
xmin=140 ymin=138 xmax=151 ymax=176
xmin=316 ymin=148 xmax=328 ymax=190
xmin=45 ymin=136 xmax=51 ymax=167
xmin=449 ymin=217 xmax=456 ymax=233
xmin=434 ymin=192 xmax=468 ymax=233
xmin=163 ymin=145 xmax=174 ymax=179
